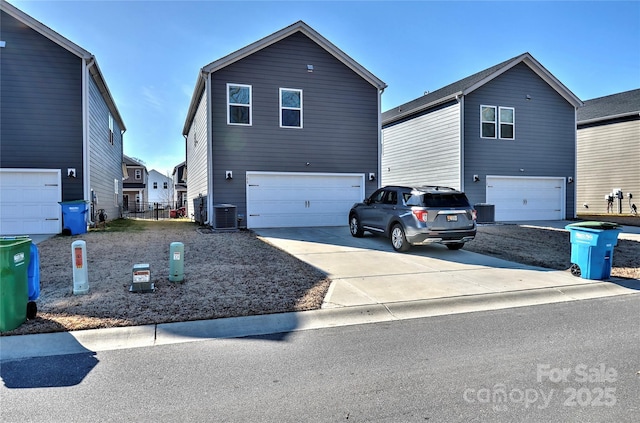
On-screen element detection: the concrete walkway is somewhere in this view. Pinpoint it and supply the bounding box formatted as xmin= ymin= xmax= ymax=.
xmin=2 ymin=221 xmax=638 ymax=362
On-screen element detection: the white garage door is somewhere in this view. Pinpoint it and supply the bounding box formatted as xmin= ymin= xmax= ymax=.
xmin=247 ymin=172 xmax=365 ymax=228
xmin=0 ymin=169 xmax=62 ymax=235
xmin=486 ymin=176 xmax=565 ymax=221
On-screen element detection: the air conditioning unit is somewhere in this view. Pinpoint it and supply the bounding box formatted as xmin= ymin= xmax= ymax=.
xmin=213 ymin=204 xmax=237 ymax=230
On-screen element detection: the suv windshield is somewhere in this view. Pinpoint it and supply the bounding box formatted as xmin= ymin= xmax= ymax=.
xmin=404 ymin=192 xmax=471 ymax=207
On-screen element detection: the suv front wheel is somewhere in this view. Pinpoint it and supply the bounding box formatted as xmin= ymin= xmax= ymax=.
xmin=391 ymin=224 xmax=410 ymax=252
xmin=349 ymin=214 xmax=364 ymax=237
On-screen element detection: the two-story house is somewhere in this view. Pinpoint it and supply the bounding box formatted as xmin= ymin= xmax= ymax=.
xmin=0 ymin=0 xmax=126 ymax=235
xmin=122 ymin=155 xmax=147 ymax=213
xmin=182 ymin=20 xmax=386 ymax=229
xmin=576 ymin=89 xmax=640 ymax=215
xmin=147 ymin=169 xmax=173 ymax=208
xmin=381 ymin=52 xmax=583 ymax=222
xmin=172 ymin=161 xmax=187 ymax=210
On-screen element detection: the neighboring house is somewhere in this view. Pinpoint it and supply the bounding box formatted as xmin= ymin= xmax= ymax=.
xmin=147 ymin=169 xmax=173 ymax=207
xmin=122 ymin=155 xmax=147 ymax=212
xmin=182 ymin=20 xmax=386 ymax=229
xmin=0 ymin=0 xmax=126 ymax=235
xmin=172 ymin=161 xmax=187 ymax=209
xmin=381 ymin=52 xmax=582 ymax=222
xmin=576 ymin=89 xmax=640 ymax=215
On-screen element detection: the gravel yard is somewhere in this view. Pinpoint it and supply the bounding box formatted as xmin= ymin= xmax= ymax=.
xmin=2 ymin=215 xmax=638 ymax=336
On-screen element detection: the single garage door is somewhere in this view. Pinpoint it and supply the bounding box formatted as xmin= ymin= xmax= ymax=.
xmin=0 ymin=169 xmax=62 ymax=235
xmin=486 ymin=176 xmax=565 ymax=221
xmin=247 ymin=172 xmax=365 ymax=228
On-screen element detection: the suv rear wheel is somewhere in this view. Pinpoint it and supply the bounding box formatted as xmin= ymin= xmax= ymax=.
xmin=391 ymin=224 xmax=410 ymax=252
xmin=349 ymin=214 xmax=364 ymax=237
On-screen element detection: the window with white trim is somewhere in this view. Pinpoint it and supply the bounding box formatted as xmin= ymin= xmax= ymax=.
xmin=108 ymin=114 xmax=114 ymax=145
xmin=481 ymin=105 xmax=515 ymax=140
xmin=480 ymin=105 xmax=496 ymax=138
xmin=227 ymin=83 xmax=251 ymax=125
xmin=153 ymin=182 xmax=158 ymax=189
xmin=135 ymin=169 xmax=141 ymax=180
xmin=280 ymin=88 xmax=302 ymax=128
xmin=163 ymin=182 xmax=168 ymax=189
xmin=499 ymin=107 xmax=515 ymax=139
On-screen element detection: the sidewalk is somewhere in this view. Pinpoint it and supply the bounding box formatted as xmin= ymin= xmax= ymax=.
xmin=2 ymin=222 xmax=639 ymax=362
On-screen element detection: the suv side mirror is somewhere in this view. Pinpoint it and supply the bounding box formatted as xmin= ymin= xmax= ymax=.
xmin=364 ymin=198 xmax=371 ymax=205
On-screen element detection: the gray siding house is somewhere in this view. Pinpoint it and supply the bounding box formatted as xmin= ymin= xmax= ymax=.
xmin=576 ymin=89 xmax=640 ymax=215
xmin=0 ymin=0 xmax=125 ymax=235
xmin=122 ymin=155 xmax=148 ymax=213
xmin=381 ymin=53 xmax=582 ymax=222
xmin=182 ymin=21 xmax=386 ymax=229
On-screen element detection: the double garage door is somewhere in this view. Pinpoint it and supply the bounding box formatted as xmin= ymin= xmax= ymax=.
xmin=0 ymin=169 xmax=62 ymax=235
xmin=246 ymin=172 xmax=365 ymax=228
xmin=486 ymin=176 xmax=565 ymax=221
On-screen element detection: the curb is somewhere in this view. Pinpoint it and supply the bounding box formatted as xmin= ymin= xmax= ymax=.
xmin=1 ymin=280 xmax=639 ymax=362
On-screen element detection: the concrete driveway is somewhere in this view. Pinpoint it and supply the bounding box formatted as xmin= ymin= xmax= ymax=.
xmin=254 ymin=226 xmax=639 ymax=313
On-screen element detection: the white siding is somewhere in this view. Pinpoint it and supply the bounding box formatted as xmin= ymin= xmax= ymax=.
xmin=147 ymin=170 xmax=173 ymax=205
xmin=577 ymin=120 xmax=640 ymax=214
xmin=185 ymin=92 xmax=209 ymax=217
xmin=382 ymin=102 xmax=461 ymax=188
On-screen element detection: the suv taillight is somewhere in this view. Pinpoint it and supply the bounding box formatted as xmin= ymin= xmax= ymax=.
xmin=471 ymin=209 xmax=477 ymax=221
xmin=412 ymin=209 xmax=428 ymax=222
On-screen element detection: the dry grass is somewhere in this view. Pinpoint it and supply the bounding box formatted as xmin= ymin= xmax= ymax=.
xmin=2 ymin=220 xmax=330 ymax=336
xmin=2 ymin=215 xmax=638 ymax=336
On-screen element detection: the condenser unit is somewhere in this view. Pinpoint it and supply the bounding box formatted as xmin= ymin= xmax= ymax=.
xmin=213 ymin=204 xmax=237 ymax=230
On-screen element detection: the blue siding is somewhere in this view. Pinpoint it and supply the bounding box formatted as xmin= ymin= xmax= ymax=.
xmin=0 ymin=10 xmax=84 ymax=201
xmin=209 ymin=32 xmax=379 ymax=216
xmin=463 ymin=63 xmax=576 ymax=218
xmin=88 ymin=75 xmax=124 ymax=219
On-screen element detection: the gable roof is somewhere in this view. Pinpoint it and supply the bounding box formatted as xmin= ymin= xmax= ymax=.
xmin=183 ymin=20 xmax=386 ymax=135
xmin=577 ymin=88 xmax=640 ymax=124
xmin=1 ymin=0 xmax=125 ymax=131
xmin=123 ymin=155 xmax=146 ymax=168
xmin=383 ymin=52 xmax=583 ymax=125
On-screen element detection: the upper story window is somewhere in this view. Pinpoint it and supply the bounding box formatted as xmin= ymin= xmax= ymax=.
xmin=481 ymin=105 xmax=515 ymax=140
xmin=163 ymin=182 xmax=168 ymax=189
xmin=108 ymin=114 xmax=114 ymax=145
xmin=153 ymin=182 xmax=158 ymax=189
xmin=135 ymin=169 xmax=142 ymax=180
xmin=499 ymin=107 xmax=515 ymax=139
xmin=227 ymin=83 xmax=252 ymax=125
xmin=481 ymin=105 xmax=496 ymax=138
xmin=280 ymin=88 xmax=303 ymax=128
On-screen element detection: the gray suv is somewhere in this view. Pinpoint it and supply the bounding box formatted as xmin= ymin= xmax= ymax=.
xmin=349 ymin=185 xmax=477 ymax=252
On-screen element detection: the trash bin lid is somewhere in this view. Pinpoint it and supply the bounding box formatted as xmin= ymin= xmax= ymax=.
xmin=566 ymin=221 xmax=621 ymax=230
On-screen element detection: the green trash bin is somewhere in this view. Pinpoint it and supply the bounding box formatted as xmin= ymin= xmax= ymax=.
xmin=0 ymin=237 xmax=32 ymax=332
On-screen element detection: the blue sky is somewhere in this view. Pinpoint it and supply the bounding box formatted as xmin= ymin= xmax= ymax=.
xmin=8 ymin=0 xmax=640 ymax=175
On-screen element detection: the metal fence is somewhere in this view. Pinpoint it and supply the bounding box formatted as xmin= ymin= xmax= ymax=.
xmin=123 ymin=202 xmax=176 ymax=220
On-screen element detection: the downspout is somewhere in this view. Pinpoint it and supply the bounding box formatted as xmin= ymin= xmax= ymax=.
xmin=205 ymin=71 xmax=214 ymax=226
xmin=377 ymin=88 xmax=383 ymax=191
xmin=83 ymin=56 xmax=95 ymax=221
xmin=456 ymin=94 xmax=465 ymax=192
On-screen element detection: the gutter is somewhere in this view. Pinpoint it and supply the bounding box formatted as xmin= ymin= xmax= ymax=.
xmin=383 ymin=92 xmax=462 ymax=126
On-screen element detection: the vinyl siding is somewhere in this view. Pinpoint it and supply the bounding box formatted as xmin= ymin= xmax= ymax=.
xmin=381 ymin=101 xmax=461 ymax=188
xmin=185 ymin=91 xmax=209 ymax=217
xmin=88 ymin=75 xmax=123 ymax=219
xmin=577 ymin=118 xmax=640 ymax=214
xmin=463 ymin=63 xmax=576 ymax=218
xmin=0 ymin=10 xmax=84 ymax=201
xmin=208 ymin=32 xmax=379 ymax=218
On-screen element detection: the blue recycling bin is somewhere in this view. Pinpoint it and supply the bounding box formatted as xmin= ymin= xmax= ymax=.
xmin=59 ymin=200 xmax=89 ymax=235
xmin=565 ymin=222 xmax=622 ymax=280
xmin=28 ymin=242 xmax=40 ymax=301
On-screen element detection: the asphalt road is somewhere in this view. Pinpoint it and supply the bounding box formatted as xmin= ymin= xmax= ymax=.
xmin=2 ymin=294 xmax=639 ymax=422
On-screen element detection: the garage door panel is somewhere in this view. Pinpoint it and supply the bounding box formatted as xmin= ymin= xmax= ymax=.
xmin=486 ymin=176 xmax=565 ymax=221
xmin=0 ymin=169 xmax=62 ymax=235
xmin=247 ymin=172 xmax=364 ymax=228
